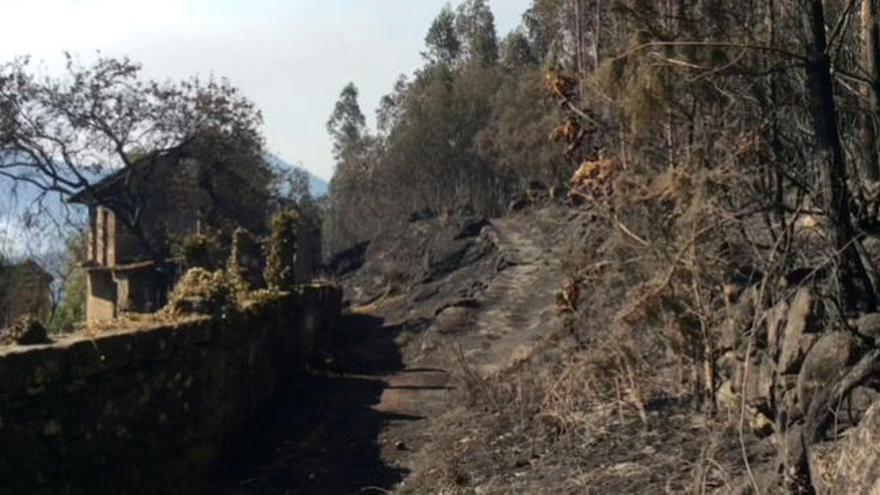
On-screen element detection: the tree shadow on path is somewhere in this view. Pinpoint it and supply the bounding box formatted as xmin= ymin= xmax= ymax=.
xmin=210 ymin=313 xmax=419 ymax=495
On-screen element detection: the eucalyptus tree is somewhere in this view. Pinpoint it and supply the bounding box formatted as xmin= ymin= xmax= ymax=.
xmin=424 ymin=4 xmax=462 ymax=67
xmin=456 ymin=0 xmax=500 ymax=67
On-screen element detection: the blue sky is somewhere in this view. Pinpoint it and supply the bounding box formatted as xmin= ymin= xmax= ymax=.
xmin=0 ymin=0 xmax=532 ymax=181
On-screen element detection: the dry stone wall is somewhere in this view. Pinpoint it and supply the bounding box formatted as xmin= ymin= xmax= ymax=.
xmin=0 ymin=284 xmax=341 ymax=494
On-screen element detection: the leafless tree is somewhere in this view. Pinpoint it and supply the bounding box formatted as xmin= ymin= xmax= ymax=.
xmin=0 ymin=54 xmax=265 ymax=257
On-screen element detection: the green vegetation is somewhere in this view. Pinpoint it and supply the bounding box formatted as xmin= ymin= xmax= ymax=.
xmin=172 ymin=231 xmax=228 ymax=272
xmin=165 ymin=268 xmax=237 ymax=318
xmin=47 ymin=233 xmax=87 ymax=333
xmin=48 ymin=270 xmax=85 ymax=334
xmin=264 ymin=210 xmax=300 ymax=292
xmin=324 ymin=0 xmax=565 ymax=253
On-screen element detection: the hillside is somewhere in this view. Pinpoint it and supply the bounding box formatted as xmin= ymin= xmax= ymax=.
xmin=209 ymin=202 xmax=759 ymax=494
xmin=212 ymin=202 xmax=574 ymax=492
xmin=214 ymin=192 xmax=880 ymax=493
xmin=7 ymin=0 xmax=880 ymax=493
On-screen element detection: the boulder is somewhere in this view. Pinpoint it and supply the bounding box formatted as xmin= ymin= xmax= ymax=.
xmin=853 ymin=312 xmax=880 ymax=342
xmin=719 ymin=288 xmax=756 ymax=352
xmin=778 ymin=289 xmax=823 ymax=375
xmin=736 ymin=355 xmax=775 ymax=410
xmin=809 ymin=401 xmax=880 ymax=494
xmin=434 ymin=306 xmax=472 ymax=335
xmin=808 ymin=441 xmax=843 ymax=495
xmin=797 ymin=332 xmax=862 ymax=416
xmin=765 ymin=301 xmax=788 ymax=357
xmin=863 ymin=235 xmax=880 ymax=275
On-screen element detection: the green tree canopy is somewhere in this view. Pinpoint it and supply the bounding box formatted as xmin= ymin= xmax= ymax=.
xmin=455 ymin=0 xmax=499 ymax=67
xmin=326 ymin=83 xmax=368 ymax=165
xmin=424 ymin=4 xmax=461 ymax=67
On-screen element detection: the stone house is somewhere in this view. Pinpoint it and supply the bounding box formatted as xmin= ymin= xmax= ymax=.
xmin=69 ymin=146 xmax=273 ymax=323
xmin=0 ymin=259 xmax=53 ymax=327
xmin=69 ymin=146 xmax=319 ymax=323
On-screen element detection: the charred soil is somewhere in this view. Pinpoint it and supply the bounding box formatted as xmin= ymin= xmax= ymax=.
xmin=213 ymin=204 xmax=778 ymax=494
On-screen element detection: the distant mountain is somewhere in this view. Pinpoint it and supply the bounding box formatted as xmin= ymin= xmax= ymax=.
xmin=264 ymin=154 xmax=329 ymax=197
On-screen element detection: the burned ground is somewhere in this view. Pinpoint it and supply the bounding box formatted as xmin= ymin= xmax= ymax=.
xmin=211 ymin=203 xmax=783 ymax=494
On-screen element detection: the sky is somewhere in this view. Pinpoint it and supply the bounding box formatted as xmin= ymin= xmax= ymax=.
xmin=0 ymin=0 xmax=532 ymax=182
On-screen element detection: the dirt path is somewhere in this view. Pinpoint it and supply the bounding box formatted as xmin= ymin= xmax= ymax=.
xmin=212 ymin=210 xmax=567 ymax=494
xmin=465 ymin=215 xmax=565 ymax=376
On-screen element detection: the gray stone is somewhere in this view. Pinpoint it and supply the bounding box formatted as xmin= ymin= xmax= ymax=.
xmin=808 ymin=441 xmax=843 ymax=495
xmin=434 ymin=306 xmax=472 ymax=335
xmin=778 ymin=289 xmax=822 ymax=375
xmin=863 ymin=235 xmax=880 ymax=276
xmin=809 ymin=401 xmax=880 ymax=494
xmin=797 ymin=332 xmax=862 ymax=416
xmin=853 ymin=312 xmax=880 ymax=342
xmin=720 ymin=288 xmax=756 ymax=352
xmin=738 ymin=356 xmax=775 ymax=409
xmin=766 ymin=301 xmax=788 ymax=357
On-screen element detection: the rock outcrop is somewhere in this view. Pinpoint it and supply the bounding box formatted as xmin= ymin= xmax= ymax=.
xmin=797 ymin=331 xmax=863 ymax=416
xmin=810 ymin=402 xmax=880 ymax=494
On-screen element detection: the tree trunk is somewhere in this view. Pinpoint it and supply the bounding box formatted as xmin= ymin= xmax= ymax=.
xmin=861 ymin=0 xmax=880 ymax=182
xmin=594 ymin=0 xmax=602 ymax=69
xmin=801 ymin=0 xmax=876 ymax=314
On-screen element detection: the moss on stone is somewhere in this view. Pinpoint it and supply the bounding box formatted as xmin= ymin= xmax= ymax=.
xmin=164 ymin=268 xmax=238 ymax=318
xmin=264 ymin=210 xmax=300 ymax=292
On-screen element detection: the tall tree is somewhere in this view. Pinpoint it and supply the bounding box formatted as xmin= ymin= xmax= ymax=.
xmin=455 ymin=0 xmax=500 ymax=67
xmin=324 ymin=83 xmax=380 ymax=253
xmin=326 ymin=83 xmax=368 ymax=165
xmin=377 ymin=75 xmax=409 ymax=137
xmin=501 ymin=31 xmax=537 ymax=70
xmin=861 ymin=0 xmax=880 ymax=182
xmin=424 ymin=4 xmax=462 ymax=66
xmin=801 ymin=0 xmax=876 ymax=313
xmin=523 ymin=0 xmax=564 ymax=61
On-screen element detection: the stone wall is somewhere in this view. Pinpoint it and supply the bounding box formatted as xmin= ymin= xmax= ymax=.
xmin=0 ymin=284 xmax=341 ymax=494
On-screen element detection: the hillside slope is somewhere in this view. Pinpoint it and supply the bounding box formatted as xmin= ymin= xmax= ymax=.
xmin=210 ymin=205 xmax=569 ymax=492
xmin=215 ymin=204 xmax=783 ymax=494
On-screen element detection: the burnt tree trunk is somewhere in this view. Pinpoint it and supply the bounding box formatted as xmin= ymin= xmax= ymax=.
xmin=861 ymin=0 xmax=880 ymax=183
xmin=802 ymin=0 xmax=876 ymax=314
xmin=781 ymin=3 xmax=880 ymax=492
